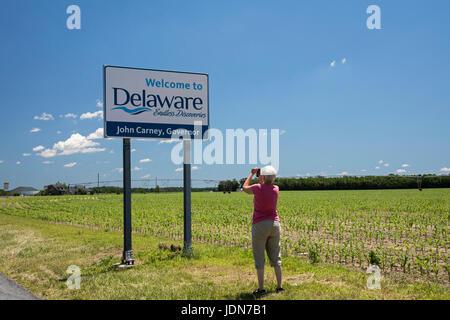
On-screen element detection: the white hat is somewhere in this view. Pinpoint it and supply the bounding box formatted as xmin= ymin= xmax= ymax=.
xmin=261 ymin=165 xmax=277 ymax=176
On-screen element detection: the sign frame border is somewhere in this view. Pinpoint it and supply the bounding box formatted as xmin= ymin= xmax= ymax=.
xmin=103 ymin=65 xmax=210 ymax=141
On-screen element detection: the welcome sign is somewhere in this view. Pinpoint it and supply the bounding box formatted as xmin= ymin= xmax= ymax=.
xmin=103 ymin=66 xmax=209 ymax=139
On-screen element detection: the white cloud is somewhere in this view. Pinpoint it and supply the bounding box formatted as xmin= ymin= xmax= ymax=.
xmin=64 ymin=113 xmax=77 ymax=119
xmin=37 ymin=133 xmax=105 ymax=158
xmin=339 ymin=171 xmax=348 ymax=176
xmin=0 ymin=160 xmax=3 ymax=164
xmin=159 ymin=139 xmax=179 ymax=144
xmin=175 ymin=167 xmax=183 ymax=172
xmin=440 ymin=167 xmax=450 ymax=172
xmin=131 ymin=148 xmax=136 ymax=152
xmin=401 ymin=164 xmax=410 ymax=168
xmin=96 ymin=99 xmax=103 ymax=108
xmin=87 ymin=128 xmax=104 ymax=140
xmin=38 ymin=148 xmax=57 ymax=158
xmin=384 ymin=163 xmax=389 ymax=167
xmin=34 ymin=112 xmax=54 ymax=121
xmin=280 ymin=130 xmax=287 ymax=136
xmin=53 ymin=133 xmax=103 ymax=156
xmin=114 ymin=168 xmax=123 ymax=173
xmin=341 ymin=58 xmax=347 ymax=64
xmin=361 ymin=169 xmax=367 ymax=172
xmin=375 ymin=166 xmax=380 ymax=170
xmin=396 ymin=169 xmax=406 ymax=173
xmin=330 ymin=60 xmax=336 ymax=67
xmin=132 ymin=166 xmax=142 ymax=171
xmin=22 ymin=153 xmax=31 ymax=157
xmin=378 ymin=160 xmax=384 ymax=164
xmin=16 ymin=161 xmax=21 ymax=165
xmin=141 ymin=174 xmax=151 ymax=179
xmin=64 ymin=162 xmax=77 ymax=168
xmin=56 ymin=130 xmax=62 ymax=134
xmin=33 ymin=145 xmax=45 ymax=152
xmin=42 ymin=161 xmax=53 ymax=165
xmin=139 ymin=158 xmax=152 ymax=163
xmin=80 ymin=110 xmax=103 ymax=120
xmin=192 ymin=166 xmax=199 ymax=170
xmin=30 ymin=128 xmax=41 ymax=133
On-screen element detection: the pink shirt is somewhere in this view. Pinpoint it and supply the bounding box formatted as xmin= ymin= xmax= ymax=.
xmin=250 ymin=183 xmax=280 ymax=224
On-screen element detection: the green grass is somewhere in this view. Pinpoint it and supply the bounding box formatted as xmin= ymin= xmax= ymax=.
xmin=1 ymin=189 xmax=449 ymax=283
xmin=0 ymin=213 xmax=448 ymax=300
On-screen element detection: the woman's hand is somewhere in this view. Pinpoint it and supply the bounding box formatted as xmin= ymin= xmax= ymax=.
xmin=244 ymin=168 xmax=258 ymax=195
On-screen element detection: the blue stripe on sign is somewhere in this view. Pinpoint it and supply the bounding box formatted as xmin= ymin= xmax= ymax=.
xmin=106 ymin=121 xmax=208 ymax=139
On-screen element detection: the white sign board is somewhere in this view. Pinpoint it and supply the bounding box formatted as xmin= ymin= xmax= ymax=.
xmin=103 ymin=66 xmax=209 ymax=140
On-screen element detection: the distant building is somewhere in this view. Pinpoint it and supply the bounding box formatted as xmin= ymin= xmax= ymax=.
xmin=44 ymin=183 xmax=66 ymax=195
xmin=8 ymin=186 xmax=39 ymax=196
xmin=68 ymin=185 xmax=89 ymax=195
xmin=43 ymin=183 xmax=90 ymax=195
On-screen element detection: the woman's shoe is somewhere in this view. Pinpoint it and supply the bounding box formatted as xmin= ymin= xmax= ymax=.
xmin=252 ymin=288 xmax=266 ymax=296
xmin=276 ymin=287 xmax=285 ymax=293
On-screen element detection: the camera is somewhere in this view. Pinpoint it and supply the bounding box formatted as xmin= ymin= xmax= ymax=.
xmin=256 ymin=168 xmax=261 ymax=177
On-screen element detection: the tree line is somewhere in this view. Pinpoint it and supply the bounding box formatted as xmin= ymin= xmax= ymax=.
xmin=4 ymin=175 xmax=448 ymax=197
xmin=217 ymin=174 xmax=450 ymax=191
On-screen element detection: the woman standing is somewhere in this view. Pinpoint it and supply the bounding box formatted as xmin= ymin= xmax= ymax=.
xmin=243 ymin=165 xmax=283 ymax=296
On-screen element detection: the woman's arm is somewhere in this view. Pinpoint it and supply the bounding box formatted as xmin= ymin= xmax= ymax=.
xmin=243 ymin=168 xmax=258 ymax=194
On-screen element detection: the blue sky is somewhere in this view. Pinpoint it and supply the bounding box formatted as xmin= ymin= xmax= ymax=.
xmin=0 ymin=0 xmax=449 ymax=189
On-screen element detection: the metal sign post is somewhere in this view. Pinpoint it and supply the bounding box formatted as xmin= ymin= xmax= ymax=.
xmin=122 ymin=138 xmax=134 ymax=265
xmin=183 ymin=139 xmax=193 ymax=255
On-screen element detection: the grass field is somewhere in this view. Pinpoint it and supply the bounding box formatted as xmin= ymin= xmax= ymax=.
xmin=0 ymin=188 xmax=449 ymax=299
xmin=0 ymin=213 xmax=448 ymax=300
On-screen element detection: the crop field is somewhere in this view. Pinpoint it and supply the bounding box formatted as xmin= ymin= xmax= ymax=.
xmin=1 ymin=189 xmax=449 ymax=284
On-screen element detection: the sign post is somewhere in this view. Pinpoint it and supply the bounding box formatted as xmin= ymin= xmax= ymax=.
xmin=183 ymin=139 xmax=192 ymax=255
xmin=103 ymin=65 xmax=209 ymax=264
xmin=122 ymin=138 xmax=134 ymax=264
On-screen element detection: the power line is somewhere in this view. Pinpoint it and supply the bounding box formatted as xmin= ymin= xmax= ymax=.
xmin=68 ymin=178 xmax=223 ymax=187
xmin=67 ymin=174 xmax=449 ymax=187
